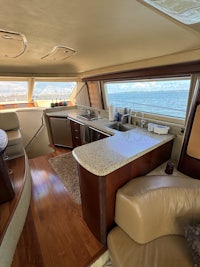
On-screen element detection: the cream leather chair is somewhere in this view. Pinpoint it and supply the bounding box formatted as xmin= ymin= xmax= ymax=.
xmin=107 ymin=174 xmax=200 ymax=267
xmin=0 ymin=112 xmax=24 ymax=159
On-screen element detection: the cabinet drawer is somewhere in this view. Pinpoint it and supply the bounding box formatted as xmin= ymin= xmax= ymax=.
xmin=70 ymin=119 xmax=84 ymax=147
xmin=72 ymin=137 xmax=82 ymax=147
xmin=71 ymin=121 xmax=81 ymax=129
xmin=72 ymin=128 xmax=81 ymax=134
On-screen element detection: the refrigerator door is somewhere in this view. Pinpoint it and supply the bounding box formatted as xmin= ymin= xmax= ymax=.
xmin=49 ymin=117 xmax=73 ymax=148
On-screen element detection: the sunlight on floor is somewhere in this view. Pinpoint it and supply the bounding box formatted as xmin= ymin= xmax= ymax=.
xmin=90 ymin=251 xmax=112 ymax=267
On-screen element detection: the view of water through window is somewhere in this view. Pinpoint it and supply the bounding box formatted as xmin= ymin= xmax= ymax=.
xmin=105 ymin=78 xmax=191 ymax=118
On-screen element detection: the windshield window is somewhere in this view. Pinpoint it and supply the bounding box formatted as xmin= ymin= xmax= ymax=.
xmin=0 ymin=80 xmax=28 ymax=103
xmin=32 ymin=81 xmax=76 ymax=101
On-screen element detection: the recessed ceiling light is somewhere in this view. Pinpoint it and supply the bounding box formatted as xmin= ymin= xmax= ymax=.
xmin=138 ymin=0 xmax=200 ymax=25
xmin=0 ymin=30 xmax=27 ymax=58
xmin=41 ymin=46 xmax=77 ymax=61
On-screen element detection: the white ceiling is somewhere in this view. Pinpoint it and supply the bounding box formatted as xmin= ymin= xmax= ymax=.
xmin=0 ymin=0 xmax=200 ymax=77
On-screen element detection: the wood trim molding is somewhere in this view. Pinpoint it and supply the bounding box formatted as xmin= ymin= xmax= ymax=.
xmin=87 ymin=81 xmax=103 ymax=109
xmin=178 ymin=83 xmax=200 ymax=179
xmin=0 ymin=102 xmax=35 ymax=110
xmin=82 ymin=61 xmax=200 ymax=82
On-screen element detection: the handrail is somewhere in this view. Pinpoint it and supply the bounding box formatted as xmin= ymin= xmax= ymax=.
xmin=110 ymin=99 xmax=185 ymax=113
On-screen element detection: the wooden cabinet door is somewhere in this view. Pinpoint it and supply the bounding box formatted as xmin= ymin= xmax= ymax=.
xmin=70 ymin=119 xmax=83 ymax=147
xmin=89 ymin=127 xmax=110 ymax=142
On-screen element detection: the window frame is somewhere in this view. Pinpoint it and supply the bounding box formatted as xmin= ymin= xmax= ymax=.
xmin=0 ymin=77 xmax=29 ymax=103
xmin=0 ymin=77 xmax=78 ymax=106
xmin=32 ymin=78 xmax=77 ymax=101
xmin=102 ymin=75 xmax=193 ymax=125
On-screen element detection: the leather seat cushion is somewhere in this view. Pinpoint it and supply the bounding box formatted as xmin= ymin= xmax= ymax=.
xmin=108 ymin=226 xmax=193 ymax=267
xmin=6 ymin=130 xmax=22 ymax=146
xmin=115 ymin=175 xmax=200 ymax=244
xmin=0 ymin=112 xmax=19 ymax=131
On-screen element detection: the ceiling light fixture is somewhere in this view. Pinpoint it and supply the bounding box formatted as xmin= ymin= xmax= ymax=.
xmin=41 ymin=45 xmax=77 ymax=61
xmin=0 ymin=30 xmax=27 ymax=58
xmin=138 ymin=0 xmax=200 ymax=25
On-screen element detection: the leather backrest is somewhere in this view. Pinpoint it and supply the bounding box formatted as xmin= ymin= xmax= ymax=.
xmin=0 ymin=112 xmax=20 ymax=131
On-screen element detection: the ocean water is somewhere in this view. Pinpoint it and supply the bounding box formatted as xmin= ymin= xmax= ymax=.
xmin=107 ymin=90 xmax=189 ymax=118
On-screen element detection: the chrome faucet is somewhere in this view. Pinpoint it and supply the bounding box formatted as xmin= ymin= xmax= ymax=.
xmin=140 ymin=113 xmax=146 ymax=128
xmin=121 ymin=114 xmax=129 ymax=124
xmin=86 ymin=108 xmax=91 ymax=115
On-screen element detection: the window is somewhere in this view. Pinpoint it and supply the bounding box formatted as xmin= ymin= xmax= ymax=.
xmin=104 ymin=77 xmax=191 ymax=119
xmin=0 ymin=80 xmax=28 ymax=103
xmin=32 ymin=81 xmax=76 ymax=101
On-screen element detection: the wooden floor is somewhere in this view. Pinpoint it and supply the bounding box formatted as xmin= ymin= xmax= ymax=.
xmin=12 ymin=147 xmax=105 ymax=267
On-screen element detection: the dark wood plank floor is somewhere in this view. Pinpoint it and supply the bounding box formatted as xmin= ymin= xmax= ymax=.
xmin=12 ymin=147 xmax=105 ymax=267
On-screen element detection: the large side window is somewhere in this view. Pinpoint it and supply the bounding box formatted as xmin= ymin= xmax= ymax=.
xmin=0 ymin=80 xmax=28 ymax=103
xmin=104 ymin=77 xmax=191 ymax=119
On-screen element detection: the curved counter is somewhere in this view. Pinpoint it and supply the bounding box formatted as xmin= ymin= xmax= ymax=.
xmin=72 ymin=126 xmax=174 ymax=176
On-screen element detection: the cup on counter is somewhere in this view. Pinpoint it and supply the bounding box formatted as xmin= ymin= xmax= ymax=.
xmin=148 ymin=123 xmax=155 ymax=132
xmin=165 ymin=162 xmax=175 ymax=175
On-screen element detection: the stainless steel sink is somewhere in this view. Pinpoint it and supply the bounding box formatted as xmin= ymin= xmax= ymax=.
xmin=106 ymin=122 xmax=134 ymax=132
xmin=77 ymin=114 xmax=99 ymax=121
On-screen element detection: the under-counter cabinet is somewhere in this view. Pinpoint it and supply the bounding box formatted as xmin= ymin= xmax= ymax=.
xmin=77 ymin=140 xmax=174 ymax=244
xmin=89 ymin=126 xmax=110 ymax=142
xmin=49 ymin=116 xmax=73 ymax=148
xmin=70 ymin=119 xmax=85 ymax=147
xmin=69 ymin=119 xmax=110 ymax=147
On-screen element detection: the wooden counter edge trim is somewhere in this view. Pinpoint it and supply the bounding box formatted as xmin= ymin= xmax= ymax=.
xmin=0 ymin=154 xmax=32 ymax=267
xmin=0 ymin=155 xmax=25 ymax=244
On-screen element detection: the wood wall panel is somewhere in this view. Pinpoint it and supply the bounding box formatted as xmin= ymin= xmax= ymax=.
xmin=87 ymin=81 xmax=103 ymax=109
xmin=178 ymin=82 xmax=200 ymax=179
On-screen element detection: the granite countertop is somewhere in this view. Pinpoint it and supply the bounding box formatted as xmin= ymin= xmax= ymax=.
xmin=72 ymin=128 xmax=174 ymax=176
xmin=46 ymin=108 xmax=175 ymax=176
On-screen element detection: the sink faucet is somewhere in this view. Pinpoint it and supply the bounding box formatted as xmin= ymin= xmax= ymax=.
xmin=121 ymin=114 xmax=129 ymax=124
xmin=140 ymin=113 xmax=146 ymax=128
xmin=86 ymin=109 xmax=91 ymax=115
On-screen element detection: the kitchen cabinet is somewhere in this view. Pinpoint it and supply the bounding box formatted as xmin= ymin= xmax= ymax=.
xmin=70 ymin=119 xmax=110 ymax=147
xmin=70 ymin=119 xmax=85 ymax=147
xmin=89 ymin=126 xmax=110 ymax=142
xmin=49 ymin=116 xmax=73 ymax=148
xmin=77 ymin=140 xmax=174 ymax=244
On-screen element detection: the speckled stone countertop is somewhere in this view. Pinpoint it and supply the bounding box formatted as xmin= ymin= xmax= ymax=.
xmin=46 ymin=108 xmax=175 ymax=176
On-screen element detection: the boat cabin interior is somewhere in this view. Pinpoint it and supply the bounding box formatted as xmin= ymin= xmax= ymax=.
xmin=1 ymin=1 xmax=200 ymax=267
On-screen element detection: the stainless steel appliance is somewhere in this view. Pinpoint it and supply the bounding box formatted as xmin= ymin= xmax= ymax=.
xmin=49 ymin=117 xmax=73 ymax=148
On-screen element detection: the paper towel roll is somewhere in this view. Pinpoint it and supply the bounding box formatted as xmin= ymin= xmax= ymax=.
xmin=109 ymin=105 xmax=115 ymax=121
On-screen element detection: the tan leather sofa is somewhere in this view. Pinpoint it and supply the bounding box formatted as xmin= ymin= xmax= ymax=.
xmin=0 ymin=112 xmax=24 ymax=159
xmin=107 ymin=175 xmax=200 ymax=267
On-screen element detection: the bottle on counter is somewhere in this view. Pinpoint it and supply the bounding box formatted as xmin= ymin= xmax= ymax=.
xmin=109 ymin=104 xmax=115 ymax=121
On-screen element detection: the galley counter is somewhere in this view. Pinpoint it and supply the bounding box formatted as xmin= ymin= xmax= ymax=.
xmin=46 ymin=108 xmax=175 ymax=244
